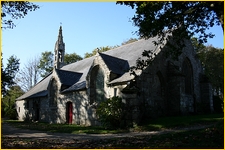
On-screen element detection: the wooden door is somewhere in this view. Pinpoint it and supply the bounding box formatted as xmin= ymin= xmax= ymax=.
xmin=66 ymin=102 xmax=73 ymax=124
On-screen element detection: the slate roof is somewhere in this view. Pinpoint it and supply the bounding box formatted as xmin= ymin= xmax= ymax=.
xmin=55 ymin=69 xmax=82 ymax=87
xmin=17 ymin=36 xmax=163 ymax=100
xmin=16 ymin=74 xmax=52 ymax=100
xmin=99 ymin=53 xmax=129 ymax=75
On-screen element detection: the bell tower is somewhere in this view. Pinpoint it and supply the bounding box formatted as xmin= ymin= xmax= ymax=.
xmin=54 ymin=26 xmax=65 ymax=69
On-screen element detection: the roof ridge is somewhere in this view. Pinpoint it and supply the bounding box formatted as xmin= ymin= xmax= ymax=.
xmin=56 ymin=68 xmax=82 ymax=74
xmin=104 ymin=38 xmax=145 ymax=53
xmin=99 ymin=52 xmax=128 ymax=62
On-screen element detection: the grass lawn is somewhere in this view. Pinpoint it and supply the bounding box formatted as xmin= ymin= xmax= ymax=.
xmin=2 ymin=113 xmax=224 ymax=148
xmin=2 ymin=120 xmax=128 ymax=134
xmin=102 ymin=119 xmax=224 ymax=149
xmin=134 ymin=113 xmax=224 ymax=131
xmin=3 ymin=113 xmax=223 ymax=134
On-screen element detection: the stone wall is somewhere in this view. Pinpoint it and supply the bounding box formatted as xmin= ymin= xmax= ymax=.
xmin=15 ymin=100 xmax=26 ymax=121
xmin=134 ymin=38 xmax=206 ymax=121
xmin=16 ymin=39 xmax=212 ymax=126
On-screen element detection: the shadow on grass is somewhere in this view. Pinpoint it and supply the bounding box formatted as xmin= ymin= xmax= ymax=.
xmin=2 ymin=119 xmax=224 ymax=149
xmin=2 ymin=120 xmax=129 ymax=134
xmin=134 ymin=113 xmax=224 ymax=131
xmin=2 ymin=113 xmax=223 ymax=134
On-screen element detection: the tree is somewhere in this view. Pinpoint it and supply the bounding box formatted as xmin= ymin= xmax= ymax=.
xmin=17 ymin=56 xmax=41 ymax=92
xmin=84 ymin=38 xmax=140 ymax=58
xmin=197 ymin=45 xmax=224 ymax=96
xmin=64 ymin=52 xmax=82 ymax=65
xmin=84 ymin=46 xmax=118 ymax=58
xmin=1 ymin=55 xmax=20 ymax=96
xmin=2 ymin=85 xmax=24 ymax=119
xmin=38 ymin=51 xmax=54 ymax=78
xmin=191 ymin=37 xmax=224 ymax=96
xmin=191 ymin=37 xmax=206 ymax=52
xmin=96 ymin=96 xmax=126 ymax=129
xmin=116 ymin=1 xmax=224 ymax=81
xmin=117 ymin=2 xmax=223 ymax=58
xmin=1 ymin=1 xmax=39 ymax=29
xmin=38 ymin=51 xmax=83 ymax=77
xmin=121 ymin=38 xmax=138 ymax=45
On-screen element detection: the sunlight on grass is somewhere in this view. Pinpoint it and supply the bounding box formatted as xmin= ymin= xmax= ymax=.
xmin=3 ymin=113 xmax=223 ymax=134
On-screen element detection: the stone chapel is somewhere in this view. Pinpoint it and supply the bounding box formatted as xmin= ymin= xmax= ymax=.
xmin=16 ymin=26 xmax=213 ymax=126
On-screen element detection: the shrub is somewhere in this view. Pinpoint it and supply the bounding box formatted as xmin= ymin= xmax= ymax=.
xmin=213 ymin=96 xmax=223 ymax=113
xmin=96 ymin=96 xmax=126 ymax=129
xmin=5 ymin=108 xmax=18 ymax=120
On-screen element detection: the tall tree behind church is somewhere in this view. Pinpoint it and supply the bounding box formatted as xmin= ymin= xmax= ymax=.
xmin=64 ymin=52 xmax=82 ymax=65
xmin=1 ymin=54 xmax=20 ymax=96
xmin=16 ymin=55 xmax=41 ymax=92
xmin=84 ymin=38 xmax=138 ymax=58
xmin=38 ymin=51 xmax=54 ymax=78
xmin=198 ymin=46 xmax=224 ymax=97
xmin=38 ymin=51 xmax=83 ymax=78
xmin=191 ymin=38 xmax=224 ymax=97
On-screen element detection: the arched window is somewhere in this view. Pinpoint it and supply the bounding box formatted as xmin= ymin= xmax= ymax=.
xmin=90 ymin=65 xmax=105 ymax=104
xmin=182 ymin=58 xmax=193 ymax=95
xmin=49 ymin=78 xmax=58 ymax=106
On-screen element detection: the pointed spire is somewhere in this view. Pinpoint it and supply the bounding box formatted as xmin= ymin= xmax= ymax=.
xmin=57 ymin=26 xmax=63 ymax=45
xmin=54 ymin=25 xmax=65 ymax=69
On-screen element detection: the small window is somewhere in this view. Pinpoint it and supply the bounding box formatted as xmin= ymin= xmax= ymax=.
xmin=114 ymin=88 xmax=117 ymax=97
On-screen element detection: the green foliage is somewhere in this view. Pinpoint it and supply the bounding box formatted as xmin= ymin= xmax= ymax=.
xmin=1 ymin=55 xmax=20 ymax=96
xmin=64 ymin=53 xmax=82 ymax=65
xmin=38 ymin=51 xmax=53 ymax=78
xmin=84 ymin=46 xmax=114 ymax=58
xmin=2 ymin=85 xmax=24 ymax=119
xmin=38 ymin=51 xmax=83 ymax=77
xmin=117 ymin=2 xmax=223 ymax=44
xmin=213 ymin=96 xmax=223 ymax=113
xmin=84 ymin=38 xmax=138 ymax=58
xmin=117 ymin=2 xmax=223 ymax=60
xmin=197 ymin=45 xmax=224 ymax=96
xmin=84 ymin=38 xmax=139 ymax=58
xmin=130 ymin=50 xmax=155 ymax=77
xmin=121 ymin=38 xmax=138 ymax=45
xmin=191 ymin=37 xmax=205 ymax=51
xmin=5 ymin=108 xmax=18 ymax=120
xmin=96 ymin=96 xmax=126 ymax=129
xmin=1 ymin=1 xmax=40 ymax=29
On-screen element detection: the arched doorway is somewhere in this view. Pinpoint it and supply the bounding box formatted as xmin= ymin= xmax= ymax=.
xmin=66 ymin=102 xmax=73 ymax=124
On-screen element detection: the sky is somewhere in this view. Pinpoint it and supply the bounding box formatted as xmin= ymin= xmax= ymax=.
xmin=2 ymin=2 xmax=224 ymax=68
